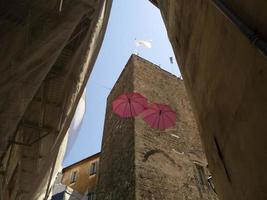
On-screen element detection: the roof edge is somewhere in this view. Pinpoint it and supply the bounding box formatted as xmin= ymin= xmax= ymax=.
xmin=148 ymin=0 xmax=159 ymax=7
xmin=131 ymin=54 xmax=182 ymax=80
xmin=63 ymin=152 xmax=101 ymax=172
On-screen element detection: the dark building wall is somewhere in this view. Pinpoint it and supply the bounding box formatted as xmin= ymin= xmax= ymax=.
xmin=149 ymin=1 xmax=267 ymax=200
xmin=97 ymin=55 xmax=217 ymax=200
xmin=97 ymin=60 xmax=136 ymax=200
xmin=0 ymin=0 xmax=113 ymax=199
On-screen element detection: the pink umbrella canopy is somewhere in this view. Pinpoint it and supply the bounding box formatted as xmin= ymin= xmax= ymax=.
xmin=142 ymin=103 xmax=176 ymax=130
xmin=112 ymin=92 xmax=148 ymax=117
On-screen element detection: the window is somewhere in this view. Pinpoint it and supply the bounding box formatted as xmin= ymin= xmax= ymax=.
xmin=195 ymin=164 xmax=206 ymax=185
xmin=70 ymin=171 xmax=78 ymax=183
xmin=88 ymin=191 xmax=96 ymax=200
xmin=89 ymin=161 xmax=97 ymax=176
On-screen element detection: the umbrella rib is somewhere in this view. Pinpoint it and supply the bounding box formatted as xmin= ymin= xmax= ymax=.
xmin=161 ymin=114 xmax=166 ymax=129
xmin=129 ymin=102 xmax=133 ymax=116
xmin=151 ymin=115 xmax=159 ymax=129
xmin=114 ymin=101 xmax=127 ymax=111
xmin=130 ymin=98 xmax=146 ymax=108
xmin=164 ymin=112 xmax=176 ymax=124
xmin=131 ymin=103 xmax=136 ymax=116
xmin=130 ymin=99 xmax=141 ymax=105
xmin=123 ymin=102 xmax=128 ymax=117
xmin=164 ymin=110 xmax=175 ymax=114
xmin=157 ymin=114 xmax=161 ymax=129
xmin=143 ymin=106 xmax=158 ymax=115
xmin=143 ymin=111 xmax=157 ymax=119
xmin=150 ymin=118 xmax=155 ymax=128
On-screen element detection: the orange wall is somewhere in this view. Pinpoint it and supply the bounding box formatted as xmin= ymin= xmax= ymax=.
xmin=62 ymin=156 xmax=100 ymax=194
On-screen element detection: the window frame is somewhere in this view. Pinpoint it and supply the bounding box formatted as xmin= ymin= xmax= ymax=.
xmin=89 ymin=161 xmax=98 ymax=176
xmin=70 ymin=170 xmax=78 ymax=183
xmin=87 ymin=191 xmax=96 ymax=200
xmin=195 ymin=163 xmax=206 ymax=186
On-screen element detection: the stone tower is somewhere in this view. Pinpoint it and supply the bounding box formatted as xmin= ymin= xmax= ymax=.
xmin=97 ymin=55 xmax=217 ymax=200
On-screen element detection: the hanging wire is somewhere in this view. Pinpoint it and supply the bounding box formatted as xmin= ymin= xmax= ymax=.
xmin=90 ymin=81 xmax=112 ymax=91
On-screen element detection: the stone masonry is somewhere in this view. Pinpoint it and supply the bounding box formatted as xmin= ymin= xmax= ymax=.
xmin=148 ymin=1 xmax=267 ymax=199
xmin=97 ymin=55 xmax=218 ymax=200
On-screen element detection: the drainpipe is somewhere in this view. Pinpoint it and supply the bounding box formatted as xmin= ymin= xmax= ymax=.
xmin=211 ymin=0 xmax=267 ymax=58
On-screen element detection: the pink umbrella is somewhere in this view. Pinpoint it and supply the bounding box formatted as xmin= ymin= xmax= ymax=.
xmin=142 ymin=103 xmax=176 ymax=130
xmin=112 ymin=92 xmax=148 ymax=117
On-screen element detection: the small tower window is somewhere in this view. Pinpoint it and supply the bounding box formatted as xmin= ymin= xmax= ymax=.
xmin=195 ymin=164 xmax=206 ymax=185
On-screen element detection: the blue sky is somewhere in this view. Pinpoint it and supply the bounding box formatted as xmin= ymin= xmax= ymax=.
xmin=63 ymin=0 xmax=180 ymax=167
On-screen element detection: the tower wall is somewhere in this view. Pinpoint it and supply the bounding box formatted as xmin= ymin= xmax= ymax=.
xmin=97 ymin=55 xmax=217 ymax=200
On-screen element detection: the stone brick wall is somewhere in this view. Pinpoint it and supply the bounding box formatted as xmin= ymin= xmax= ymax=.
xmin=97 ymin=55 xmax=217 ymax=200
xmin=97 ymin=60 xmax=136 ymax=200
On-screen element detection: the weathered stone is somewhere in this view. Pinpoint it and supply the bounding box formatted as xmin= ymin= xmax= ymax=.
xmin=0 ymin=0 xmax=112 ymax=199
xmin=149 ymin=1 xmax=267 ymax=200
xmin=97 ymin=55 xmax=217 ymax=200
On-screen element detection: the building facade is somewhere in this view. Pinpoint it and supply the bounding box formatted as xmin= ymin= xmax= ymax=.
xmin=51 ymin=185 xmax=83 ymax=200
xmin=97 ymin=55 xmax=217 ymax=200
xmin=0 ymin=1 xmax=112 ymax=199
xmin=148 ymin=1 xmax=267 ymax=200
xmin=61 ymin=152 xmax=100 ymax=199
